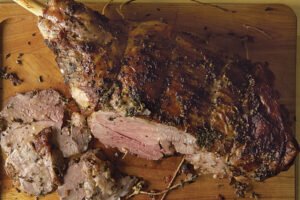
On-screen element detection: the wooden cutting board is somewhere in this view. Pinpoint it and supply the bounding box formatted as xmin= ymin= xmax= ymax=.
xmin=0 ymin=2 xmax=297 ymax=200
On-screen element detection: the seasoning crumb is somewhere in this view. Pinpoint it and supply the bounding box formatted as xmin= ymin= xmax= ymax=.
xmin=18 ymin=53 xmax=24 ymax=58
xmin=145 ymin=13 xmax=151 ymax=17
xmin=218 ymin=194 xmax=225 ymax=200
xmin=250 ymin=192 xmax=259 ymax=199
xmin=204 ymin=26 xmax=208 ymax=30
xmin=217 ymin=184 xmax=224 ymax=188
xmin=179 ymin=163 xmax=190 ymax=174
xmin=156 ymin=8 xmax=160 ymax=11
xmin=16 ymin=60 xmax=22 ymax=65
xmin=5 ymin=53 xmax=11 ymax=59
xmin=32 ymin=33 xmax=36 ymax=36
xmin=62 ymin=97 xmax=71 ymax=102
xmin=28 ymin=41 xmax=31 ymax=45
xmin=15 ymin=188 xmax=21 ymax=193
xmin=108 ymin=116 xmax=115 ymax=121
xmin=38 ymin=76 xmax=43 ymax=83
xmin=0 ymin=68 xmax=23 ymax=86
xmin=265 ymin=7 xmax=275 ymax=11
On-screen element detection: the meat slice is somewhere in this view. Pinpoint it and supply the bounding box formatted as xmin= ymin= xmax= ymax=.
xmin=54 ymin=112 xmax=92 ymax=157
xmin=89 ymin=111 xmax=198 ymax=160
xmin=38 ymin=0 xmax=299 ymax=185
xmin=0 ymin=90 xmax=91 ymax=195
xmin=0 ymin=90 xmax=66 ymax=195
xmin=89 ymin=111 xmax=226 ymax=177
xmin=57 ymin=149 xmax=137 ymax=200
xmin=2 ymin=127 xmax=65 ymax=196
xmin=1 ymin=90 xmax=64 ymax=126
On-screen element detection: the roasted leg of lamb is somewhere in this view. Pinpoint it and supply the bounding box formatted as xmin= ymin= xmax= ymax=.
xmin=37 ymin=0 xmax=298 ymax=184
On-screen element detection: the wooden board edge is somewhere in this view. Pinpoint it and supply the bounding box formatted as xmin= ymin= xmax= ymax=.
xmin=293 ymin=32 xmax=298 ymax=200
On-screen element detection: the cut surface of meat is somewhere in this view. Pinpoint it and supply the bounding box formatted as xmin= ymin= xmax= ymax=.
xmin=89 ymin=111 xmax=198 ymax=160
xmin=0 ymin=90 xmax=92 ymax=195
xmin=57 ymin=149 xmax=137 ymax=200
xmin=38 ymin=0 xmax=299 ymax=184
xmin=2 ymin=127 xmax=65 ymax=196
xmin=55 ymin=112 xmax=92 ymax=157
xmin=0 ymin=90 xmax=66 ymax=195
xmin=1 ymin=90 xmax=64 ymax=126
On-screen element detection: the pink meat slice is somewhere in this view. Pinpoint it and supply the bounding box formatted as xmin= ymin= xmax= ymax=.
xmin=89 ymin=111 xmax=199 ymax=160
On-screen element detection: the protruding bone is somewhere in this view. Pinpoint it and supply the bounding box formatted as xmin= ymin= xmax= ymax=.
xmin=13 ymin=0 xmax=45 ymax=16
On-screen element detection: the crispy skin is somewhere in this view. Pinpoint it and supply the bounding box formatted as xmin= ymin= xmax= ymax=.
xmin=39 ymin=0 xmax=299 ymax=182
xmin=119 ymin=23 xmax=299 ymax=180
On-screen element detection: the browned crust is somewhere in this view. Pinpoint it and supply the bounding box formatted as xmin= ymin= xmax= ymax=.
xmin=40 ymin=0 xmax=299 ymax=182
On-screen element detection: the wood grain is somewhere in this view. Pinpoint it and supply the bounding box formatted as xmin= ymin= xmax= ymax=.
xmin=0 ymin=2 xmax=297 ymax=200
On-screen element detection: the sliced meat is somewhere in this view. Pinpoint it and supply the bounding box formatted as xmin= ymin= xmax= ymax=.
xmin=58 ymin=149 xmax=137 ymax=200
xmin=0 ymin=90 xmax=66 ymax=195
xmin=1 ymin=90 xmax=64 ymax=125
xmin=3 ymin=127 xmax=65 ymax=196
xmin=89 ymin=111 xmax=226 ymax=177
xmin=88 ymin=111 xmax=197 ymax=160
xmin=0 ymin=90 xmax=91 ymax=195
xmin=55 ymin=112 xmax=92 ymax=157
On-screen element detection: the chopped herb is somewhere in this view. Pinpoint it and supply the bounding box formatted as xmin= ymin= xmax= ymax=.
xmin=125 ymin=107 xmax=136 ymax=117
xmin=28 ymin=41 xmax=31 ymax=45
xmin=5 ymin=53 xmax=11 ymax=59
xmin=0 ymin=119 xmax=7 ymax=132
xmin=78 ymin=182 xmax=84 ymax=188
xmin=218 ymin=194 xmax=225 ymax=200
xmin=62 ymin=97 xmax=71 ymax=102
xmin=15 ymin=188 xmax=21 ymax=193
xmin=0 ymin=68 xmax=23 ymax=86
xmin=265 ymin=7 xmax=275 ymax=11
xmin=18 ymin=53 xmax=24 ymax=58
xmin=32 ymin=33 xmax=36 ymax=36
xmin=196 ymin=126 xmax=223 ymax=149
xmin=16 ymin=60 xmax=22 ymax=65
xmin=12 ymin=118 xmax=23 ymax=123
xmin=30 ymin=91 xmax=38 ymax=98
xmin=27 ymin=178 xmax=34 ymax=183
xmin=7 ymin=104 xmax=14 ymax=109
xmin=38 ymin=76 xmax=43 ymax=83
xmin=250 ymin=192 xmax=259 ymax=199
xmin=108 ymin=116 xmax=116 ymax=121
